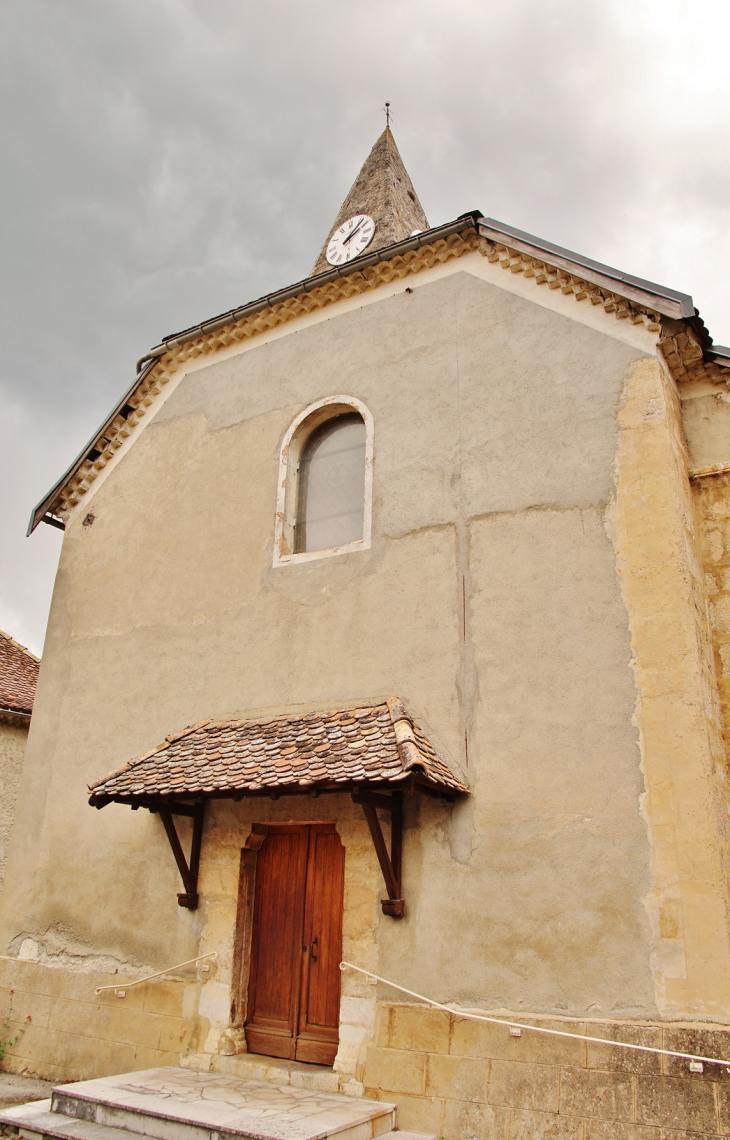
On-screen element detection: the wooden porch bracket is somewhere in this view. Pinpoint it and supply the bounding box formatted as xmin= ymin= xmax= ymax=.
xmin=154 ymin=802 xmax=205 ymax=909
xmin=352 ymin=789 xmax=404 ymax=918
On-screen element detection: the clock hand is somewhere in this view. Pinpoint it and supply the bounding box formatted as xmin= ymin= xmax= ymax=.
xmin=342 ymin=219 xmax=365 ymax=245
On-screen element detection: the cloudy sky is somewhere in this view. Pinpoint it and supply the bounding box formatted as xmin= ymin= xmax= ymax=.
xmin=2 ymin=0 xmax=729 ymax=656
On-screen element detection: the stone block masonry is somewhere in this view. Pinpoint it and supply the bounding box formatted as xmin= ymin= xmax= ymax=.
xmin=692 ymin=471 xmax=730 ymax=775
xmin=362 ymin=1001 xmax=730 ymax=1139
xmin=0 ymin=958 xmax=205 ymax=1083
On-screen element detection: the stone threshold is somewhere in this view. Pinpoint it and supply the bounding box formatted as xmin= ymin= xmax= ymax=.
xmin=179 ymin=1053 xmax=362 ymax=1099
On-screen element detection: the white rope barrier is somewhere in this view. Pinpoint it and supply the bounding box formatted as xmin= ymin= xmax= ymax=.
xmin=340 ymin=960 xmax=730 ymax=1071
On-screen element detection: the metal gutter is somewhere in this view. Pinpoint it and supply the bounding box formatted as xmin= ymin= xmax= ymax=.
xmin=146 ymin=212 xmax=482 ymax=359
xmin=708 ymin=345 xmax=730 ymax=369
xmin=477 ymin=218 xmax=696 ymax=320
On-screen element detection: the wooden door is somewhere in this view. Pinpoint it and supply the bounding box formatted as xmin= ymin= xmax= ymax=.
xmin=244 ymin=824 xmax=344 ymax=1065
xmin=243 ymin=826 xmax=309 ymax=1059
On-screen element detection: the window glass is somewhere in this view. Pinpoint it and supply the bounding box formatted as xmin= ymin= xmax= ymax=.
xmin=296 ymin=413 xmax=366 ymax=553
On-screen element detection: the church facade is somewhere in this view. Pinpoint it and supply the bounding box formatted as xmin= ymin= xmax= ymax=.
xmin=3 ymin=129 xmax=730 ymax=1137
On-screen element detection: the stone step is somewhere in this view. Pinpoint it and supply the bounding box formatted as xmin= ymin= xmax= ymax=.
xmin=0 ymin=1101 xmax=140 ymax=1140
xmin=379 ymin=1134 xmax=435 ymax=1140
xmin=0 ymin=1103 xmax=434 ymax=1140
xmin=49 ymin=1068 xmax=396 ymax=1140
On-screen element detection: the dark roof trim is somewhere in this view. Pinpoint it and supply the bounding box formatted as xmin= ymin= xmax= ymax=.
xmin=708 ymin=345 xmax=730 ymax=369
xmin=0 ymin=707 xmax=31 ymax=728
xmin=147 ymin=212 xmax=482 ymax=357
xmin=27 ymin=356 xmax=159 ymax=535
xmin=89 ymin=778 xmax=459 ymax=809
xmin=478 ymin=219 xmax=696 ymax=320
xmin=29 ymin=208 xmax=722 ymax=537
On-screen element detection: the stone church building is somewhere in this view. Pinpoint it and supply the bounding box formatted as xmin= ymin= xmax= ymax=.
xmin=3 ymin=127 xmax=730 ymax=1138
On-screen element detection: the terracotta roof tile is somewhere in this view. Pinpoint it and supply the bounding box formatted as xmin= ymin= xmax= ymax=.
xmin=0 ymin=630 xmax=40 ymax=718
xmin=89 ymin=699 xmax=468 ymax=804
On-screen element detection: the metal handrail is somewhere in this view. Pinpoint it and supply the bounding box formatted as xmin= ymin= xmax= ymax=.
xmin=95 ymin=951 xmax=217 ymax=996
xmin=340 ymin=961 xmax=730 ymax=1072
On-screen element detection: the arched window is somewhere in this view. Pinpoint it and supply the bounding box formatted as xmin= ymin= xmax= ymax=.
xmin=295 ymin=413 xmax=366 ymax=553
xmin=274 ymin=397 xmax=373 ymax=565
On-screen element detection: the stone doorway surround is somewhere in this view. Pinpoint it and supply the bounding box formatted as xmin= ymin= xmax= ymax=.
xmin=194 ymin=797 xmax=388 ymax=1088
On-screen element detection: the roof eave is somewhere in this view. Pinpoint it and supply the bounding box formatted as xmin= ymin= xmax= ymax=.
xmin=708 ymin=345 xmax=730 ymax=369
xmin=28 ymin=214 xmax=482 ymax=536
xmin=0 ymin=707 xmax=32 ymax=728
xmin=27 ymin=356 xmax=159 ymax=536
xmin=31 ymin=209 xmax=721 ymax=536
xmin=89 ymin=774 xmax=465 ymax=810
xmin=149 ymin=212 xmax=482 ymax=353
xmin=477 ymin=219 xmax=696 ymax=320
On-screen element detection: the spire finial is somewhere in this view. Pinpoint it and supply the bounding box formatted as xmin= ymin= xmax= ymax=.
xmin=384 ymin=101 xmax=392 ymax=131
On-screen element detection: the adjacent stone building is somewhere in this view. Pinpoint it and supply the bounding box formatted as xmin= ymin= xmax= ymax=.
xmin=0 ymin=630 xmax=39 ymax=891
xmin=3 ymin=128 xmax=730 ymax=1138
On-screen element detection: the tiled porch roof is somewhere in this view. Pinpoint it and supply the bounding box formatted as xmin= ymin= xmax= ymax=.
xmin=0 ymin=629 xmax=40 ymax=721
xmin=88 ymin=698 xmax=469 ymax=806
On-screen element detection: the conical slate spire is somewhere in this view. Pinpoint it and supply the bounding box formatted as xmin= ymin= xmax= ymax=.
xmin=311 ymin=128 xmax=429 ymax=276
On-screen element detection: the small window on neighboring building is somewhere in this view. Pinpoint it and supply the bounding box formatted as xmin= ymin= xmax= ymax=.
xmin=274 ymin=396 xmax=373 ymax=565
xmin=295 ymin=413 xmax=366 ymax=553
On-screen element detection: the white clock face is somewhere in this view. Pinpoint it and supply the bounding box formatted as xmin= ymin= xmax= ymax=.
xmin=326 ymin=214 xmax=375 ymax=266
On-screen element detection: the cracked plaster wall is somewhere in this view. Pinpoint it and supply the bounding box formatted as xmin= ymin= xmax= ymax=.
xmin=3 ymin=268 xmax=718 ymax=1081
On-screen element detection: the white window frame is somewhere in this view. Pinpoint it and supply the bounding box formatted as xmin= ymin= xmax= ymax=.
xmin=273 ymin=395 xmax=374 ymax=566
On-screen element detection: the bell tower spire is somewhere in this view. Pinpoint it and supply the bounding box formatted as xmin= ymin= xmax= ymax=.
xmin=311 ymin=121 xmax=429 ymax=276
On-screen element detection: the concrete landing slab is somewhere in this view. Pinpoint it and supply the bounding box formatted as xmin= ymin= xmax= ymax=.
xmin=0 ymin=1075 xmax=55 ymax=1109
xmin=51 ymin=1068 xmax=396 ymax=1140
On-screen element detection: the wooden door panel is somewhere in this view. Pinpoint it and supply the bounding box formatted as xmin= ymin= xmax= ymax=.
xmin=296 ymin=826 xmax=344 ymax=1065
xmin=245 ymin=823 xmax=344 ymax=1066
xmin=244 ymin=826 xmax=308 ymax=1059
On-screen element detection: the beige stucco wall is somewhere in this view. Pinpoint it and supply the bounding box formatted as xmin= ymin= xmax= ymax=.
xmin=4 ymin=266 xmax=730 ymax=1094
xmin=0 ymin=270 xmax=653 ymax=1010
xmin=0 ymin=721 xmax=27 ymax=892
